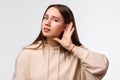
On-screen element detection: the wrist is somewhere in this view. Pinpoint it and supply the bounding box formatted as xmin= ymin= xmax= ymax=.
xmin=69 ymin=44 xmax=76 ymax=52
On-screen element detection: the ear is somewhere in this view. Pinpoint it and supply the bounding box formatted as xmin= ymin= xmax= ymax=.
xmin=64 ymin=24 xmax=66 ymax=28
xmin=63 ymin=24 xmax=67 ymax=31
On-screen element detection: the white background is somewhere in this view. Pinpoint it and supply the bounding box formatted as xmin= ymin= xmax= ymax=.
xmin=0 ymin=0 xmax=120 ymax=80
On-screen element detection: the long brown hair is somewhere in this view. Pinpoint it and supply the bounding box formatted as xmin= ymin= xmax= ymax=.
xmin=32 ymin=4 xmax=82 ymax=48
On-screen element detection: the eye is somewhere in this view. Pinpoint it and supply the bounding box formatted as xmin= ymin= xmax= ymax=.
xmin=54 ymin=18 xmax=59 ymax=22
xmin=43 ymin=16 xmax=48 ymax=20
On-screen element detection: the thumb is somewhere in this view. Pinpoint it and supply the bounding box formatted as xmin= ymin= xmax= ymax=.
xmin=53 ymin=38 xmax=61 ymax=44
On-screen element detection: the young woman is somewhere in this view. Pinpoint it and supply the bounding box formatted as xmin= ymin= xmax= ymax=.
xmin=13 ymin=4 xmax=109 ymax=80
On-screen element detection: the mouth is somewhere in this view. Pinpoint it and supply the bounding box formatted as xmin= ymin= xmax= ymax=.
xmin=44 ymin=27 xmax=51 ymax=32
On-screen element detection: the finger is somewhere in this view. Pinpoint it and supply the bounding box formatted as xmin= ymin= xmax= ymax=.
xmin=53 ymin=38 xmax=61 ymax=44
xmin=70 ymin=27 xmax=75 ymax=36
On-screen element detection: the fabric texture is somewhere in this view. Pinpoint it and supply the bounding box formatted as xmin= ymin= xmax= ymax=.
xmin=13 ymin=41 xmax=109 ymax=80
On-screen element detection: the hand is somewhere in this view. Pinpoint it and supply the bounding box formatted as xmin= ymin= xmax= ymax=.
xmin=53 ymin=22 xmax=75 ymax=51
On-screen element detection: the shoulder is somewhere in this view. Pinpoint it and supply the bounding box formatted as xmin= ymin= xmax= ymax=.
xmin=23 ymin=41 xmax=42 ymax=49
xmin=17 ymin=41 xmax=42 ymax=59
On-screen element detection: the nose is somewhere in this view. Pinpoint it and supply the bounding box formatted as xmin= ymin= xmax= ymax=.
xmin=45 ymin=18 xmax=51 ymax=27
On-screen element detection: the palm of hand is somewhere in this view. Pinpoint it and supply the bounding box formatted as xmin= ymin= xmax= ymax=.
xmin=53 ymin=22 xmax=74 ymax=50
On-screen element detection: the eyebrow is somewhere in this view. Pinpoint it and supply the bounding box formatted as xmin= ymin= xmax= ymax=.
xmin=44 ymin=14 xmax=61 ymax=20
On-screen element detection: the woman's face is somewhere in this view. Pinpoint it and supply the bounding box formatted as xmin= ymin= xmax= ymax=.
xmin=42 ymin=7 xmax=65 ymax=39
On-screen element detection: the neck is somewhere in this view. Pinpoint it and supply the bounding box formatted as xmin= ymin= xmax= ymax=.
xmin=46 ymin=38 xmax=59 ymax=47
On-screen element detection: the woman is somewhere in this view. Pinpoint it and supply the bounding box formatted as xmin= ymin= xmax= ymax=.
xmin=13 ymin=4 xmax=109 ymax=80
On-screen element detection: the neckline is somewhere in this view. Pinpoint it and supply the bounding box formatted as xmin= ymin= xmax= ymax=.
xmin=44 ymin=43 xmax=60 ymax=49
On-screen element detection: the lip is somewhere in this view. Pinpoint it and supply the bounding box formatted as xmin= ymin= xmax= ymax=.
xmin=44 ymin=27 xmax=51 ymax=32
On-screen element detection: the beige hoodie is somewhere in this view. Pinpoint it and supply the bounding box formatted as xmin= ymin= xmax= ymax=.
xmin=13 ymin=41 xmax=109 ymax=80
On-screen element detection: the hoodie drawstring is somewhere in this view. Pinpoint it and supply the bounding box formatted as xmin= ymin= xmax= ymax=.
xmin=47 ymin=47 xmax=60 ymax=80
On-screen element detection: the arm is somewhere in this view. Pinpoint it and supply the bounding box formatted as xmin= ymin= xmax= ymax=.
xmin=13 ymin=49 xmax=30 ymax=80
xmin=53 ymin=22 xmax=109 ymax=79
xmin=72 ymin=46 xmax=109 ymax=78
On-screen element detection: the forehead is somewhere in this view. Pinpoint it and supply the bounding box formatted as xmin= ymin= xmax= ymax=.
xmin=45 ymin=7 xmax=63 ymax=18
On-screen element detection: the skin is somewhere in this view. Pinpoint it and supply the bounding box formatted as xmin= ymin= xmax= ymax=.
xmin=42 ymin=7 xmax=75 ymax=51
xmin=42 ymin=7 xmax=65 ymax=39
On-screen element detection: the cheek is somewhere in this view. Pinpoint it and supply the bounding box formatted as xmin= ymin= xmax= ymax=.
xmin=53 ymin=25 xmax=64 ymax=33
xmin=53 ymin=26 xmax=64 ymax=36
xmin=53 ymin=23 xmax=65 ymax=30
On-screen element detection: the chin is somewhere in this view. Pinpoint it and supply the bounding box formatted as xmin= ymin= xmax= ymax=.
xmin=42 ymin=32 xmax=59 ymax=38
xmin=43 ymin=34 xmax=52 ymax=38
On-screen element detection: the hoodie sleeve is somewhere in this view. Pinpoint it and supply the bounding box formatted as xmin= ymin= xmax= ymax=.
xmin=73 ymin=46 xmax=109 ymax=79
xmin=13 ymin=49 xmax=30 ymax=80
